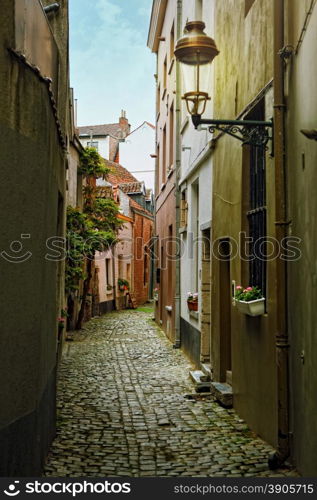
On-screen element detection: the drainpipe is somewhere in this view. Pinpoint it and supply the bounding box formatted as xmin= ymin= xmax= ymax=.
xmin=173 ymin=0 xmax=183 ymax=349
xmin=269 ymin=0 xmax=290 ymax=469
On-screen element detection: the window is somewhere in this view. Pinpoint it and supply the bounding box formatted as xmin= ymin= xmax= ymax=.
xmin=169 ymin=102 xmax=174 ymax=169
xmin=245 ymin=100 xmax=267 ymax=297
xmin=167 ymin=225 xmax=173 ymax=304
xmin=118 ymin=254 xmax=124 ymax=278
xmin=192 ymin=181 xmax=200 ymax=293
xmin=156 ymin=83 xmax=160 ymax=112
xmin=87 ymin=141 xmax=99 ymax=151
xmin=163 ymin=56 xmax=167 ymax=90
xmin=162 ymin=125 xmax=167 ymax=184
xmin=245 ymin=0 xmax=256 ymax=17
xmin=247 ymin=144 xmax=267 ymax=296
xmin=170 ymin=23 xmax=175 ymax=62
xmin=156 ymin=143 xmax=160 ymax=195
xmin=180 ymin=190 xmax=188 ymax=228
xmin=105 ymin=258 xmax=112 ymax=288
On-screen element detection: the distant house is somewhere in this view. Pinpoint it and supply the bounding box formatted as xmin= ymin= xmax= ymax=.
xmin=119 ymin=121 xmax=156 ymax=191
xmin=95 ymin=184 xmax=134 ymax=313
xmin=96 ymin=160 xmax=154 ymax=308
xmin=78 ymin=110 xmax=130 ymax=162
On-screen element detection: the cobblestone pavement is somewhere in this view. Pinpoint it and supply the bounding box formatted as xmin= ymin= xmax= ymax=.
xmin=45 ymin=309 xmax=298 ymax=477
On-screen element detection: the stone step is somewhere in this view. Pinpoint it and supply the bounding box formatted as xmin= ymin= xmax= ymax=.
xmin=201 ymin=363 xmax=213 ymax=380
xmin=211 ymin=382 xmax=233 ymax=408
xmin=189 ymin=370 xmax=211 ymax=392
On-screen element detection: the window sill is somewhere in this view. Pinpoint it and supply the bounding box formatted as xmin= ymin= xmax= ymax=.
xmin=168 ymin=58 xmax=175 ymax=75
xmin=179 ymin=226 xmax=187 ymax=234
xmin=167 ymin=166 xmax=174 ymax=178
xmin=189 ymin=310 xmax=199 ymax=320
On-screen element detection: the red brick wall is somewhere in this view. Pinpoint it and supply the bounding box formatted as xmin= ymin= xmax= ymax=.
xmin=132 ymin=212 xmax=153 ymax=305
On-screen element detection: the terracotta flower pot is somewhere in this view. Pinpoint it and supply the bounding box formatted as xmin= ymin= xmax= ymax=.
xmin=187 ymin=300 xmax=198 ymax=312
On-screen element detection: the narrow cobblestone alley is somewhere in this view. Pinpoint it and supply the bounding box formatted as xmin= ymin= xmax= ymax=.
xmin=45 ymin=309 xmax=298 ymax=478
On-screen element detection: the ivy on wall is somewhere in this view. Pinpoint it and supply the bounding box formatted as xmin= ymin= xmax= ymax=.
xmin=66 ymin=147 xmax=122 ymax=329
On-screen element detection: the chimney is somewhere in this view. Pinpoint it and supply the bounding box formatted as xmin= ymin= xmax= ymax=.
xmin=119 ymin=110 xmax=130 ymax=136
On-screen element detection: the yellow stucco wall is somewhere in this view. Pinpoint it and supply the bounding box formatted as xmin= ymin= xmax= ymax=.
xmin=211 ymin=0 xmax=277 ymax=446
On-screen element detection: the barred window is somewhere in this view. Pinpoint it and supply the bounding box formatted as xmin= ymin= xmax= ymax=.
xmin=247 ymin=137 xmax=267 ymax=297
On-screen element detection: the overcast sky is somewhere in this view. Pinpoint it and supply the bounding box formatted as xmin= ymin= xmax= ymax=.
xmin=69 ymin=0 xmax=156 ymax=129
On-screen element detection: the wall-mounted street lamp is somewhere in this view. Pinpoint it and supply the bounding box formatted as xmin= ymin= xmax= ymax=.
xmin=174 ymin=21 xmax=273 ymax=149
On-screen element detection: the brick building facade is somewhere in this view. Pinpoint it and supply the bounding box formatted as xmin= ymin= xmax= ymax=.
xmin=101 ymin=160 xmax=154 ymax=308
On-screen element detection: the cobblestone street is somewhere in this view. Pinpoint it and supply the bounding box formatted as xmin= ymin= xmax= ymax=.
xmin=45 ymin=309 xmax=297 ymax=477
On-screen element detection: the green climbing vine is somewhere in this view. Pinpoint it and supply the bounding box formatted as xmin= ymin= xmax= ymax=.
xmin=65 ymin=147 xmax=123 ymax=329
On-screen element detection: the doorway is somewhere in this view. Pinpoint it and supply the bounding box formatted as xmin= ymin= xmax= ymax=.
xmin=218 ymin=239 xmax=232 ymax=383
xmin=200 ymin=228 xmax=211 ymax=363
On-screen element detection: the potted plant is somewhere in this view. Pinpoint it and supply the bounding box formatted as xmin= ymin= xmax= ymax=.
xmin=153 ymin=287 xmax=159 ymax=301
xmin=187 ymin=292 xmax=198 ymax=311
xmin=57 ymin=317 xmax=66 ymax=329
xmin=118 ymin=278 xmax=129 ymax=291
xmin=234 ymin=285 xmax=265 ymax=317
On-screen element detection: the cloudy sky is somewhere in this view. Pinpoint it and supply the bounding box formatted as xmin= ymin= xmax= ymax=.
xmin=69 ymin=0 xmax=155 ymax=129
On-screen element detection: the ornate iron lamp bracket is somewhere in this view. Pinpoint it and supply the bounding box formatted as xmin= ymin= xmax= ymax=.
xmin=192 ymin=116 xmax=274 ymax=153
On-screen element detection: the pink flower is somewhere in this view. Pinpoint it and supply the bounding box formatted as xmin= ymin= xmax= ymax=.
xmin=246 ymin=287 xmax=253 ymax=291
xmin=236 ymin=286 xmax=243 ymax=290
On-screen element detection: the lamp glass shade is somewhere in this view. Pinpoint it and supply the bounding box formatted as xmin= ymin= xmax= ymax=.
xmin=175 ymin=21 xmax=218 ymax=117
xmin=181 ymin=58 xmax=212 ymax=116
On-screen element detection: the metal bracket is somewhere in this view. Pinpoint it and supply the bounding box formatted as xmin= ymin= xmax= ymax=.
xmin=192 ymin=115 xmax=274 ymax=152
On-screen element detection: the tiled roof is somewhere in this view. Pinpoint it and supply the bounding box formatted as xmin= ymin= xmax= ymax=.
xmin=103 ymin=159 xmax=139 ymax=185
xmin=119 ymin=182 xmax=144 ymax=194
xmin=130 ymin=198 xmax=154 ymax=218
xmin=78 ymin=123 xmax=123 ymax=137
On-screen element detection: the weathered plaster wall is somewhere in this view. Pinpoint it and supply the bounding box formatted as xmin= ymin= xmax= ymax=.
xmin=212 ymin=0 xmax=277 ymax=446
xmin=179 ymin=0 xmax=215 ymax=365
xmin=286 ymin=1 xmax=317 ymax=476
xmin=0 ymin=0 xmax=68 ymax=475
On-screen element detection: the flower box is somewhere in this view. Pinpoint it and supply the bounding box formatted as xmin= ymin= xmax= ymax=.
xmin=235 ymin=297 xmax=265 ymax=317
xmin=187 ymin=300 xmax=198 ymax=312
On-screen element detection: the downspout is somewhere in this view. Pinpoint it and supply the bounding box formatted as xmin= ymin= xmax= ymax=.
xmin=153 ymin=56 xmax=159 ymax=321
xmin=269 ymin=0 xmax=290 ymax=469
xmin=173 ymin=0 xmax=183 ymax=348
